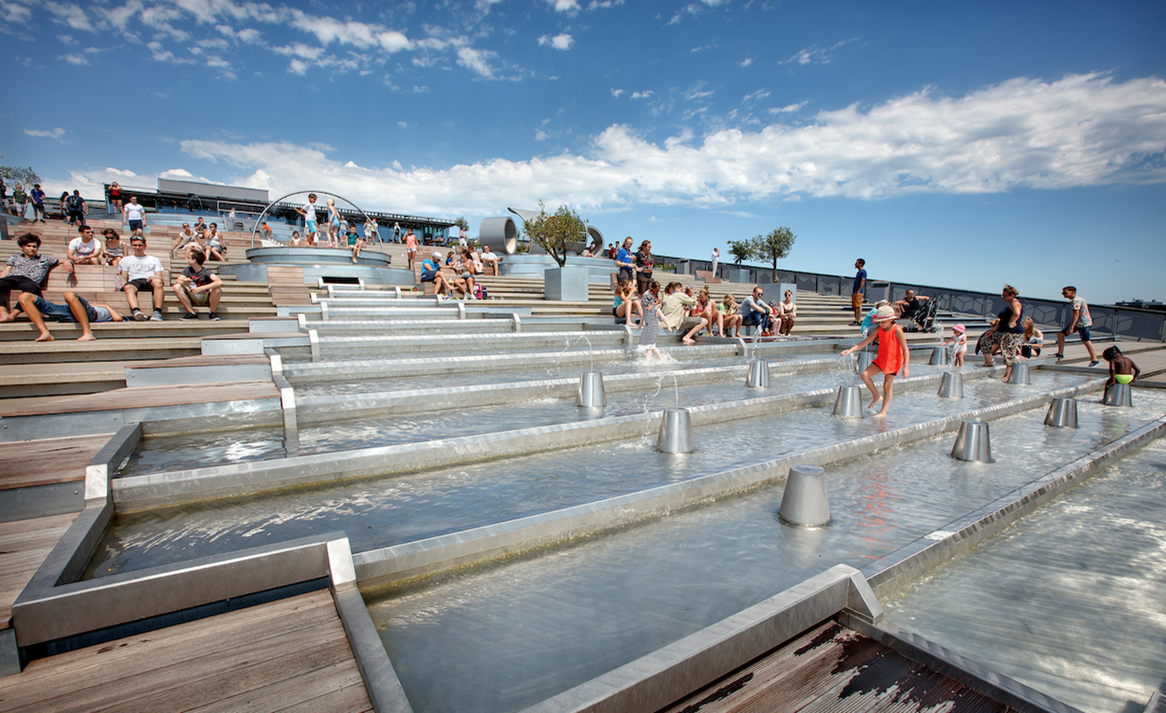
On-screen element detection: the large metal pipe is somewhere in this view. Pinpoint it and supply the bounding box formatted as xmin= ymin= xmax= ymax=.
xmin=478 ymin=216 xmax=519 ymax=255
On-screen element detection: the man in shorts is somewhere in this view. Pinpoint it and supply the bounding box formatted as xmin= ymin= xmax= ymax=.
xmin=65 ymin=190 xmax=86 ymax=226
xmin=1056 ymin=285 xmax=1099 ymax=367
xmin=119 ymin=235 xmax=166 ymax=321
xmin=30 ymin=184 xmax=46 ymax=222
xmin=172 ymin=247 xmax=223 ymax=321
xmin=0 ymin=233 xmax=73 ymax=322
xmin=480 ymin=244 xmax=503 ymax=276
xmin=850 ymin=258 xmax=866 ymax=325
xmin=123 ymin=195 xmax=147 ymax=236
xmin=17 ymin=290 xmax=123 ymax=341
xmin=296 ymin=193 xmax=320 ymax=246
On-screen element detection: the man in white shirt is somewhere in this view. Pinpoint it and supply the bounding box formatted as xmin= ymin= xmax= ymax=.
xmin=68 ymin=225 xmax=105 ymax=265
xmin=123 ymin=196 xmax=147 ymax=236
xmin=480 ymin=245 xmax=503 ymax=276
xmin=296 ymin=194 xmax=320 ymax=246
xmin=119 ymin=235 xmax=166 ymax=321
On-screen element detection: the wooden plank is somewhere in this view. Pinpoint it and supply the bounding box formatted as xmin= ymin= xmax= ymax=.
xmin=0 ymin=434 xmax=111 ymax=489
xmin=0 ymin=380 xmax=279 ymax=418
xmin=0 ymin=513 xmax=77 ymax=629
xmin=0 ymin=591 xmax=337 ymax=691
xmin=0 ymin=590 xmax=371 ymax=713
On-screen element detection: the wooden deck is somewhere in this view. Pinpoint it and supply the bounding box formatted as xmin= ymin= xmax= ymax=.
xmin=0 ymin=589 xmax=372 ymax=712
xmin=0 ymin=434 xmax=111 ymax=489
xmin=0 ymin=513 xmax=77 ymax=629
xmin=659 ymin=620 xmax=1019 ymax=713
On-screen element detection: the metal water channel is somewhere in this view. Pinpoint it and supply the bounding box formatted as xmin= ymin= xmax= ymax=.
xmin=120 ymin=355 xmax=894 ymax=475
xmin=97 ymin=371 xmax=1095 ymax=578
xmin=881 ymin=435 xmax=1166 ymax=713
xmin=364 ymin=388 xmax=1166 ymax=713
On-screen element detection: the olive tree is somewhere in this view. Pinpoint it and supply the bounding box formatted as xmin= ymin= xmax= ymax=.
xmin=751 ymin=226 xmax=796 ymax=282
xmin=521 ymin=202 xmax=587 ymax=268
xmin=727 ymin=239 xmax=753 ymax=266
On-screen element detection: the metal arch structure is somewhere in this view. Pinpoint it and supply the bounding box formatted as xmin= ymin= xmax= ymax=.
xmin=247 ymin=190 xmax=376 ymax=249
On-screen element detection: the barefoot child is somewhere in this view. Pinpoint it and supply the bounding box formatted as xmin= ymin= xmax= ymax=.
xmin=637 ymin=281 xmax=672 ymax=360
xmin=841 ymin=304 xmax=909 ymax=417
xmin=943 ymin=323 xmax=967 ymax=368
xmin=1101 ymin=346 xmax=1140 ymax=402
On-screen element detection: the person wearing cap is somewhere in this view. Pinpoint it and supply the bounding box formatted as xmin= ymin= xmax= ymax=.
xmin=420 ymin=251 xmax=452 ymax=297
xmin=942 ymin=323 xmax=968 ymax=368
xmin=840 ymin=304 xmax=909 ymax=417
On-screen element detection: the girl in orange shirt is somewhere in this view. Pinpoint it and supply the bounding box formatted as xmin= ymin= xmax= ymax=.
xmin=841 ymin=304 xmax=909 ymax=417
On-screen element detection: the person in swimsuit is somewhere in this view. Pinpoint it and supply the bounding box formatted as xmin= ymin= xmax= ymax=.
xmin=325 ymin=198 xmax=341 ymax=248
xmin=1101 ymin=346 xmax=1140 ymax=402
xmin=841 ymin=304 xmax=909 ymax=417
xmin=942 ymin=323 xmax=968 ymax=368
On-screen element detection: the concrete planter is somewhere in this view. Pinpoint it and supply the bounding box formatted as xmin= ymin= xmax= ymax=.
xmin=544 ymin=266 xmax=589 ymax=302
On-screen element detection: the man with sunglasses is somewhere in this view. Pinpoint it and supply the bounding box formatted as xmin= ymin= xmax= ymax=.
xmin=68 ymin=225 xmax=105 ymax=265
xmin=119 ymin=235 xmax=166 ymax=321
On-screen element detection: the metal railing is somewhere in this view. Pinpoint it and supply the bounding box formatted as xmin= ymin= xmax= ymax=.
xmin=660 ymin=254 xmax=1166 ymax=343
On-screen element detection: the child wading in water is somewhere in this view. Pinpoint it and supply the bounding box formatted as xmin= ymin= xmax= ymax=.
xmin=841 ymin=304 xmax=909 ymax=417
xmin=942 ymin=323 xmax=967 ymax=368
xmin=637 ymin=280 xmax=672 ymax=360
xmin=1101 ymin=346 xmax=1140 ymax=402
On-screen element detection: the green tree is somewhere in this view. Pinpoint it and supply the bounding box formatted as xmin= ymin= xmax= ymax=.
xmin=521 ymin=201 xmax=587 ymax=268
xmin=453 ymin=216 xmax=469 ymax=231
xmin=0 ymin=165 xmax=41 ymax=186
xmin=727 ymin=239 xmax=753 ymax=266
xmin=751 ymin=226 xmax=796 ymax=282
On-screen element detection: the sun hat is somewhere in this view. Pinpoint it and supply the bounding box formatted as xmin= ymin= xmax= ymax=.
xmin=432 ymin=251 xmax=442 ymax=258
xmin=873 ymin=305 xmax=897 ymax=322
xmin=953 ymin=323 xmax=966 ymax=333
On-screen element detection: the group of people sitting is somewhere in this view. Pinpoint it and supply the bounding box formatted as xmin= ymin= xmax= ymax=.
xmin=613 ymin=280 xmax=798 ymax=343
xmin=1 ymin=232 xmax=223 ymax=339
xmin=172 ymin=218 xmax=227 ymax=262
xmin=417 ymin=245 xmax=504 ymax=299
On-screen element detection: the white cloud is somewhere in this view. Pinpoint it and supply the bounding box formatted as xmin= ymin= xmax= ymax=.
xmin=24 ymin=128 xmax=67 ymax=140
xmin=161 ymin=168 xmax=193 ymax=178
xmin=630 ymin=90 xmax=653 ymax=99
xmin=57 ymin=34 xmax=75 ymax=44
xmin=538 ymin=33 xmax=574 ymax=50
xmin=45 ymin=2 xmax=94 ymax=31
xmin=456 ymin=46 xmax=496 ymax=78
xmin=172 ymin=73 xmax=1166 ymax=215
xmin=3 ymin=1 xmax=33 ymax=23
xmin=743 ymin=89 xmax=770 ymax=103
xmin=547 ymin=0 xmax=581 ymax=13
xmin=59 ymin=53 xmax=89 ymax=65
xmin=739 ymin=58 xmax=752 ymax=67
xmin=398 ymin=121 xmax=408 ymax=129
xmin=610 ymin=88 xmax=624 ymax=98
xmin=782 ymin=38 xmax=857 ymax=66
xmin=768 ymin=102 xmax=807 ymax=114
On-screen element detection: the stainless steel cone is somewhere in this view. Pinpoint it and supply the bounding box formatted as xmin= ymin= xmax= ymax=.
xmin=832 ymin=385 xmax=864 ymax=418
xmin=657 ymin=408 xmax=694 ymax=453
xmin=778 ymin=464 xmax=830 ymax=527
xmin=929 ymin=346 xmax=948 ymax=366
xmin=856 ymin=352 xmax=874 ymax=373
xmin=1006 ymin=362 xmax=1031 ymax=384
xmin=951 ymin=419 xmax=993 ymax=462
xmin=1103 ymin=383 xmax=1133 ymax=407
xmin=746 ymin=359 xmax=770 ymax=388
xmin=937 ymin=371 xmax=963 ymax=398
xmin=576 ymin=371 xmax=606 ymax=407
xmin=1044 ymin=397 xmax=1078 ymax=428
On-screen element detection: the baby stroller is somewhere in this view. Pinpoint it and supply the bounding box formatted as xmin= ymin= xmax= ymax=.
xmin=902 ymin=300 xmax=939 ymax=333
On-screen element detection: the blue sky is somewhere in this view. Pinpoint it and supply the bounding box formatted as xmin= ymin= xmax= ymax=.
xmin=3 ymin=0 xmax=1164 ymax=304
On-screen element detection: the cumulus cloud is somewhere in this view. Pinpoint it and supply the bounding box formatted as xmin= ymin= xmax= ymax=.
xmin=538 ymin=33 xmax=574 ymax=50
xmin=547 ymin=0 xmax=580 ymax=13
xmin=610 ymin=88 xmax=624 ymax=98
xmin=457 ymin=46 xmax=497 ymax=78
xmin=3 ymin=1 xmax=33 ymax=23
xmin=45 ymin=1 xmax=94 ymax=31
xmin=170 ymin=73 xmax=1166 ymax=215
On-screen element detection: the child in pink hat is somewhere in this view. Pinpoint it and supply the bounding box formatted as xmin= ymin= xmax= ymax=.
xmin=841 ymin=304 xmax=909 ymax=417
xmin=943 ymin=323 xmax=967 ymax=368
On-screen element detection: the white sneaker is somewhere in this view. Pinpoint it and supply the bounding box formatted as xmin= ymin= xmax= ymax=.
xmin=150 ymin=310 xmax=163 ymax=322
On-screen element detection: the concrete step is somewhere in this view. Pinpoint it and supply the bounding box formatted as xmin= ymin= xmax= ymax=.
xmin=0 ymin=337 xmax=203 ymax=365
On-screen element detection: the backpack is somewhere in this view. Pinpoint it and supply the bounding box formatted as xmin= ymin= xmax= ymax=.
xmin=66 ymin=195 xmax=82 ymax=211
